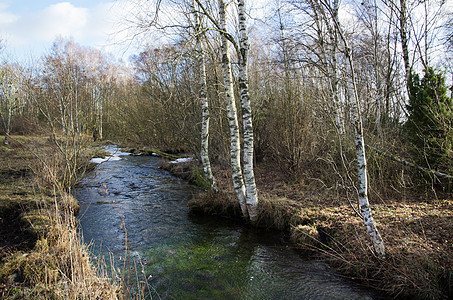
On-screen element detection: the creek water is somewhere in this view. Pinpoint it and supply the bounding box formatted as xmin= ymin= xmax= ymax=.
xmin=76 ymin=146 xmax=385 ymax=299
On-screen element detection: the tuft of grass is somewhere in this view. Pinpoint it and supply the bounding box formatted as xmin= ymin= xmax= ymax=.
xmin=188 ymin=190 xmax=241 ymax=218
xmin=191 ymin=166 xmax=212 ymax=190
xmin=0 ymin=135 xmax=120 ymax=299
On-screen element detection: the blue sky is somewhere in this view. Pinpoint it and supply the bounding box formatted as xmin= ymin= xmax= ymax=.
xmin=0 ymin=0 xmax=141 ymax=61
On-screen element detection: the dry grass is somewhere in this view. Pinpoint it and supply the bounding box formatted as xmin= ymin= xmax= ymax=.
xmin=0 ymin=135 xmax=120 ymax=299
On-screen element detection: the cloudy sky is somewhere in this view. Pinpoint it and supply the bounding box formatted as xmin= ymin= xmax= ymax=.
xmin=0 ymin=0 xmax=143 ymax=61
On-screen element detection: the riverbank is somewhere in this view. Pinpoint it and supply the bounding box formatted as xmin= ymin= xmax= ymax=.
xmin=0 ymin=135 xmax=119 ymax=299
xmin=4 ymin=136 xmax=449 ymax=299
xmin=160 ymin=157 xmax=452 ymax=299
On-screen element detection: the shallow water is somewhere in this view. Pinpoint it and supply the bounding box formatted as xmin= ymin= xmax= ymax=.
xmin=76 ymin=146 xmax=386 ymax=299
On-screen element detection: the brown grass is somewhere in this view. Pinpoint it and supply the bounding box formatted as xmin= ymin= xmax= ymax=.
xmin=0 ymin=135 xmax=120 ymax=299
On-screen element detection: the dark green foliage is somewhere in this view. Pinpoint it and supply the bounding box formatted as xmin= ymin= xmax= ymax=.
xmin=192 ymin=165 xmax=212 ymax=190
xmin=405 ymin=67 xmax=453 ymax=175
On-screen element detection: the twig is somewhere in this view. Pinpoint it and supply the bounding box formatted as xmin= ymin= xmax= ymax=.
xmin=367 ymin=145 xmax=453 ymax=180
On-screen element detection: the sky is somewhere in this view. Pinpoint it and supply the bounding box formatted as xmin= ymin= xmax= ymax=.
xmin=0 ymin=0 xmax=142 ymax=62
xmin=0 ymin=0 xmax=272 ymax=63
xmin=1 ymin=0 xmax=450 ymax=67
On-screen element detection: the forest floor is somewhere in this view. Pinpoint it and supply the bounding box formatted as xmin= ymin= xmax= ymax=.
xmin=162 ymin=158 xmax=453 ymax=300
xmin=0 ymin=135 xmax=119 ymax=299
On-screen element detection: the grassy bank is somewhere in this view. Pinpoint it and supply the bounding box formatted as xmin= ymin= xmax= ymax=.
xmin=163 ymin=159 xmax=452 ymax=299
xmin=0 ymin=135 xmax=119 ymax=299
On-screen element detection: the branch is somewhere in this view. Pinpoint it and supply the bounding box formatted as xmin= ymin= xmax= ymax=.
xmin=367 ymin=145 xmax=453 ymax=180
xmin=194 ymin=0 xmax=240 ymax=56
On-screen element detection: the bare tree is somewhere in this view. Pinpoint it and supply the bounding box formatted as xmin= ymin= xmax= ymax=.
xmin=321 ymin=0 xmax=386 ymax=258
xmin=193 ymin=0 xmax=218 ymax=191
xmin=0 ymin=63 xmax=24 ymax=145
xmin=238 ymin=0 xmax=259 ymax=221
xmin=218 ymin=0 xmax=248 ymax=217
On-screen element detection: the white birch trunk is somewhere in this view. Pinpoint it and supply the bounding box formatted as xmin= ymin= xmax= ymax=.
xmin=99 ymin=98 xmax=103 ymax=140
xmin=3 ymin=105 xmax=11 ymax=145
xmin=238 ymin=0 xmax=258 ymax=222
xmin=346 ymin=47 xmax=386 ymax=259
xmin=0 ymin=66 xmax=16 ymax=145
xmin=194 ymin=0 xmax=218 ymax=192
xmin=353 ymin=111 xmax=385 ymax=258
xmin=219 ymin=0 xmax=248 ymax=218
xmin=331 ymin=0 xmax=343 ymax=134
xmin=331 ymin=7 xmax=386 ymax=258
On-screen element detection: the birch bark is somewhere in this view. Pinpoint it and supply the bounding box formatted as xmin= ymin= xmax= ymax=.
xmin=326 ymin=1 xmax=386 ymax=258
xmin=237 ymin=0 xmax=258 ymax=222
xmin=0 ymin=65 xmax=17 ymax=145
xmin=194 ymin=0 xmax=218 ymax=192
xmin=219 ymin=0 xmax=248 ymax=217
xmin=399 ymin=0 xmax=411 ymax=93
xmin=331 ymin=0 xmax=343 ymax=134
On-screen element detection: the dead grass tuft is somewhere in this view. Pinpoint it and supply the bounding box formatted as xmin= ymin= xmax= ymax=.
xmin=188 ymin=190 xmax=241 ymax=217
xmin=0 ymin=135 xmax=120 ymax=299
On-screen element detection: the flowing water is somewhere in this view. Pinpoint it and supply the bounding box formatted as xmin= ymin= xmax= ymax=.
xmin=76 ymin=146 xmax=386 ymax=300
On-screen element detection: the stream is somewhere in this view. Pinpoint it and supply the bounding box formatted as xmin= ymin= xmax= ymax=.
xmin=76 ymin=146 xmax=386 ymax=299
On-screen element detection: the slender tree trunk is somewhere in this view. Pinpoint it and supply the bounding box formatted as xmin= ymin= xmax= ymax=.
xmin=59 ymin=97 xmax=66 ymax=135
xmin=238 ymin=0 xmax=258 ymax=222
xmin=399 ymin=0 xmax=411 ymax=93
xmin=331 ymin=0 xmax=343 ymax=134
xmin=219 ymin=0 xmax=248 ymax=218
xmin=326 ymin=1 xmax=385 ymax=258
xmin=3 ymin=106 xmax=11 ymax=145
xmin=194 ymin=0 xmax=218 ymax=192
xmin=99 ymin=99 xmax=103 ymax=140
xmin=346 ymin=43 xmax=386 ymax=259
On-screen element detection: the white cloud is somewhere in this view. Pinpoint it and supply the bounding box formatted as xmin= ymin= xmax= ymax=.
xmin=0 ymin=3 xmax=19 ymax=25
xmin=0 ymin=2 xmax=88 ymax=47
xmin=0 ymin=1 xmax=146 ymax=61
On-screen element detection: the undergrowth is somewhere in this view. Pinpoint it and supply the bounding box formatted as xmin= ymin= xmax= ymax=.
xmin=0 ymin=135 xmax=120 ymax=299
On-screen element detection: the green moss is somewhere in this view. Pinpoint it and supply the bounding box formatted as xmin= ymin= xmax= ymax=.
xmin=96 ymin=201 xmax=110 ymax=204
xmin=192 ymin=166 xmax=211 ymax=190
xmin=144 ymin=241 xmax=250 ymax=299
xmin=145 ymin=149 xmax=180 ymax=160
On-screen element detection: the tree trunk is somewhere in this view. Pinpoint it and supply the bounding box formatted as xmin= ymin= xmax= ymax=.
xmin=219 ymin=0 xmax=248 ymax=218
xmin=331 ymin=0 xmax=343 ymax=134
xmin=194 ymin=0 xmax=218 ymax=192
xmin=238 ymin=0 xmax=258 ymax=222
xmin=399 ymin=0 xmax=411 ymax=93
xmin=346 ymin=45 xmax=386 ymax=259
xmin=326 ymin=0 xmax=386 ymax=257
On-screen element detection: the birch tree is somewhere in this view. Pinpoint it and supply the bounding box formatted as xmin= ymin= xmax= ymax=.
xmin=0 ymin=63 xmax=23 ymax=145
xmin=321 ymin=0 xmax=386 ymax=258
xmin=219 ymin=0 xmax=248 ymax=218
xmin=238 ymin=0 xmax=259 ymax=221
xmin=193 ymin=0 xmax=218 ymax=191
xmin=288 ymin=0 xmax=344 ymax=133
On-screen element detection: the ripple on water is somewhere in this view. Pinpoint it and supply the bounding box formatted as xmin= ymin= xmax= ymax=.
xmin=77 ymin=148 xmax=388 ymax=300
